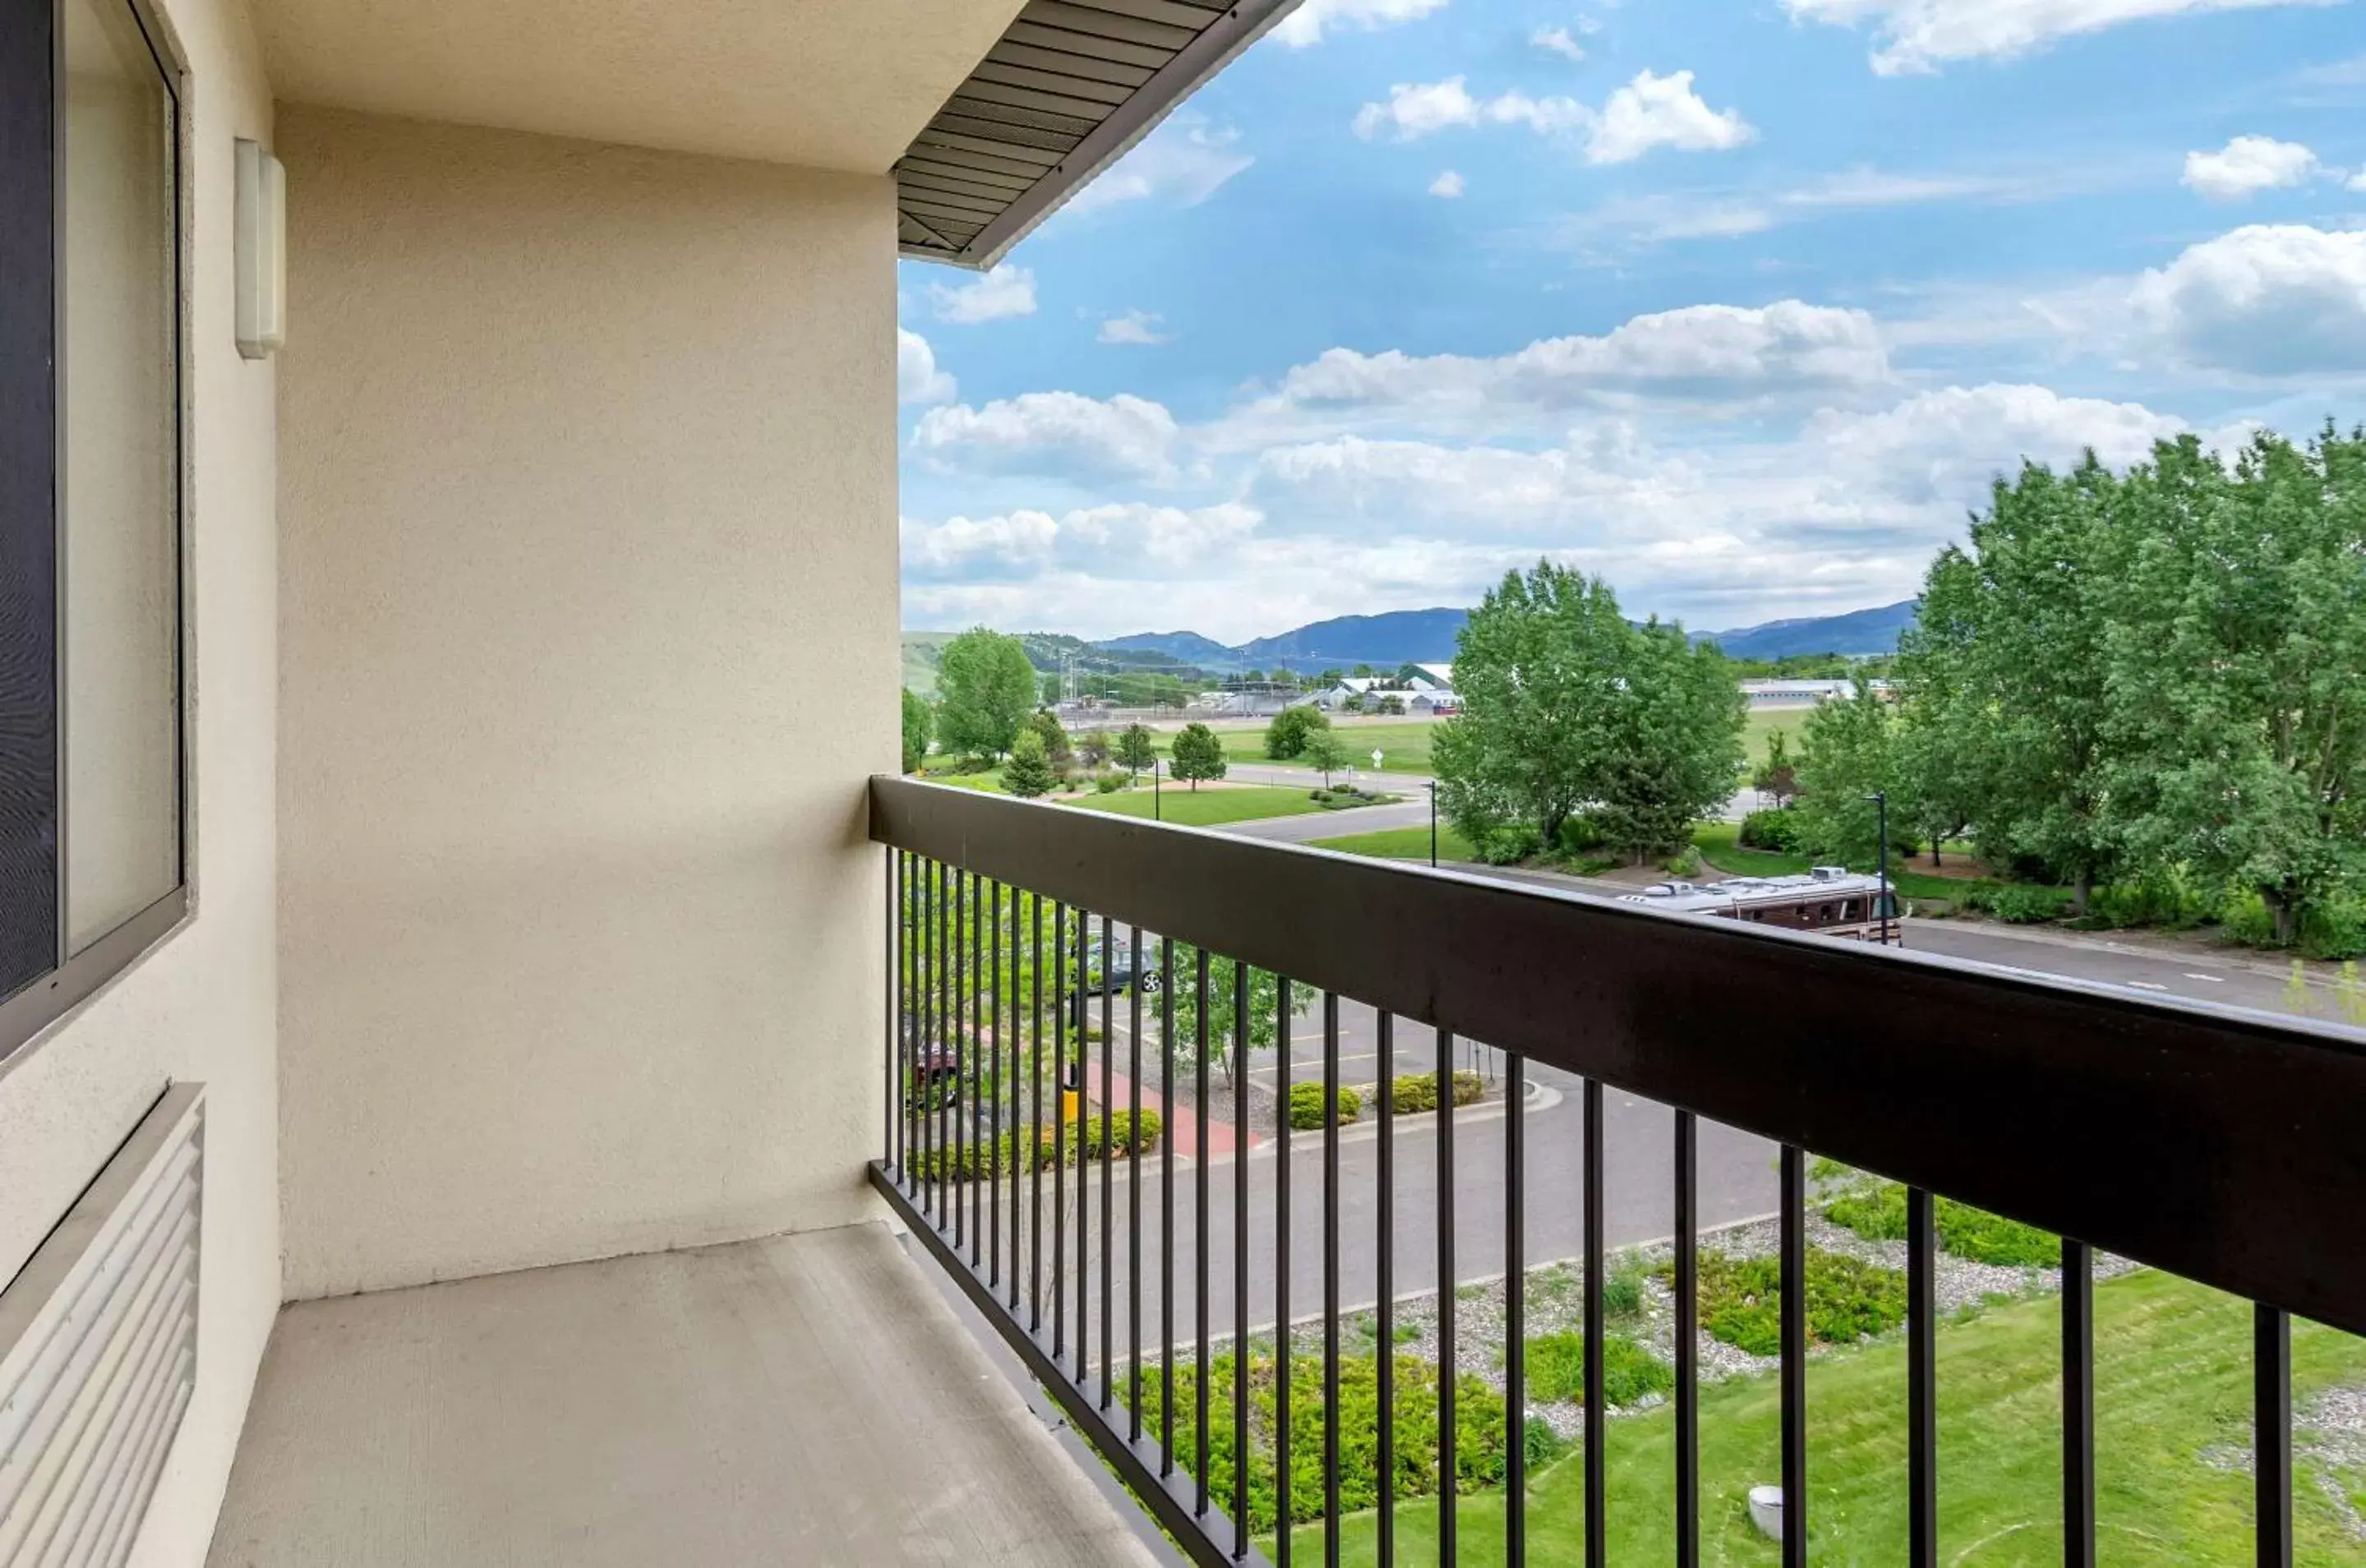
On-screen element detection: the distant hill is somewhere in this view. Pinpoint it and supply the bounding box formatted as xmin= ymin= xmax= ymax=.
xmin=1095 ymin=630 xmax=1240 ymax=667
xmin=1698 ymin=600 xmax=1918 ymax=661
xmin=1234 ymin=608 xmax=1467 ymax=669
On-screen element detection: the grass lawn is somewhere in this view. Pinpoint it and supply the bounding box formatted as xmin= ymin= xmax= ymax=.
xmin=1691 ymin=822 xmax=2073 ymax=910
xmin=1308 ymin=823 xmax=1478 ymax=863
xmin=1062 ymin=784 xmax=1328 ymax=827
xmin=1284 ymin=1268 xmax=2366 ymax=1566
xmin=1158 ymin=721 xmax=1441 ymax=774
xmin=1746 ymin=708 xmax=1806 ymax=768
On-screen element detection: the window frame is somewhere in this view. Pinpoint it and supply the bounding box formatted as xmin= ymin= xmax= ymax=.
xmin=0 ymin=0 xmax=189 ymax=1072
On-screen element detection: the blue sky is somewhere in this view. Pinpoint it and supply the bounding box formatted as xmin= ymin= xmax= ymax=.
xmin=897 ymin=0 xmax=2366 ymax=643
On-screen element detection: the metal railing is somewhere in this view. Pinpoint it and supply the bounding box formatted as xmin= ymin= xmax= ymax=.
xmin=866 ymin=774 xmax=2366 ymax=1567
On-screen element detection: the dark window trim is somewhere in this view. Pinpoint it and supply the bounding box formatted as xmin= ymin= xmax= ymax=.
xmin=0 ymin=0 xmax=190 ymax=1072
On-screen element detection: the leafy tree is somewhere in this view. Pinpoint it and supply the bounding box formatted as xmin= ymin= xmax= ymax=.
xmin=1792 ymin=678 xmax=1904 ymax=869
xmin=1586 ymin=620 xmax=1748 ymax=860
xmin=1076 ymin=728 xmax=1111 ymax=769
xmin=1342 ymin=693 xmax=1366 ymax=713
xmin=2104 ymin=428 xmax=2366 ymax=943
xmin=1265 ymin=704 xmax=1329 ymax=759
xmin=1026 ymin=710 xmax=1074 ymax=772
xmin=900 ymin=688 xmax=934 ymax=774
xmin=1165 ymin=946 xmax=1299 ymax=1085
xmin=1377 ymin=694 xmax=1407 ymax=716
xmin=1169 ymin=722 xmax=1228 ymax=790
xmin=1352 ymin=664 xmax=1375 ymax=677
xmin=1002 ymin=730 xmax=1057 ymax=799
xmin=1303 ymin=729 xmax=1352 ymax=786
xmin=1751 ymin=729 xmax=1796 ymax=809
xmin=935 ymin=628 xmax=1040 ymax=761
xmin=1116 ymin=722 xmax=1157 ymax=777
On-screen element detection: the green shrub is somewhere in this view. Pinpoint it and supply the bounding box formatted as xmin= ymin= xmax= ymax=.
xmin=1663 ymin=1248 xmax=1907 ymax=1356
xmin=1983 ymin=885 xmax=2059 ymax=925
xmin=1478 ymin=825 xmax=1543 ymax=865
xmin=2220 ymin=890 xmax=2279 ymax=947
xmin=1663 ymin=849 xmax=1703 ymax=879
xmin=2073 ymin=874 xmax=2204 ymax=932
xmin=2303 ymin=901 xmax=2366 ymax=961
xmin=1555 ymin=814 xmax=1606 ymax=855
xmin=1822 ymin=1179 xmax=2059 ymax=1267
xmin=1378 ymin=1071 xmax=1485 ymax=1114
xmin=1524 ymin=1415 xmax=1568 ymax=1470
xmin=1126 ymin=1350 xmax=1510 ymax=1532
xmin=1599 ymin=1264 xmax=1645 ymax=1320
xmin=915 ymin=1109 xmax=1162 ymax=1181
xmin=1287 ymin=1080 xmax=1364 ymax=1130
xmin=1739 ymin=808 xmax=1803 ymax=853
xmin=1523 ymin=1330 xmax=1673 ymax=1407
xmin=1094 ymin=770 xmax=1127 ymax=794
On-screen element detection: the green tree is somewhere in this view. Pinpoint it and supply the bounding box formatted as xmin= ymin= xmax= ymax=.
xmin=1076 ymin=728 xmax=1111 ymax=770
xmin=1303 ymin=729 xmax=1352 ymax=786
xmin=899 ymin=688 xmax=934 ymax=774
xmin=1377 ymin=693 xmax=1407 ymax=717
xmin=1002 ymin=730 xmax=1057 ymax=799
xmin=1116 ymin=722 xmax=1156 ymax=777
xmin=1170 ymin=722 xmax=1227 ymax=791
xmin=1265 ymin=704 xmax=1328 ymax=759
xmin=1793 ymin=678 xmax=1901 ymax=870
xmin=935 ymin=628 xmax=1040 ymax=761
xmin=1751 ymin=728 xmax=1797 ymax=809
xmin=1587 ymin=620 xmax=1748 ymax=860
xmin=2105 ymin=428 xmax=2366 ymax=943
xmin=1165 ymin=946 xmax=1298 ymax=1085
xmin=1026 ymin=710 xmax=1074 ymax=772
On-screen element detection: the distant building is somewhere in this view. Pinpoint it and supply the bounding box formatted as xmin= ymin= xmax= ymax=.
xmin=1411 ymin=662 xmax=1454 ymax=691
xmin=1739 ymin=678 xmax=1895 ymax=708
xmin=1405 ymin=690 xmax=1460 ymax=716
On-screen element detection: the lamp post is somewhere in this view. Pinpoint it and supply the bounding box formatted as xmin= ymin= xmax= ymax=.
xmin=1866 ymin=789 xmax=1891 ymax=945
xmin=1428 ymin=782 xmax=1438 ymax=868
xmin=1153 ymin=759 xmax=1161 ymax=823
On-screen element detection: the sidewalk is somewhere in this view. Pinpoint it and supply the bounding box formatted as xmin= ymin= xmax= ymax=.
xmin=1086 ymin=1058 xmax=1260 ymax=1158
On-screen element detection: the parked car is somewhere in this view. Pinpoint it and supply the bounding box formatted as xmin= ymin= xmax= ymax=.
xmin=1085 ymin=933 xmax=1165 ymax=994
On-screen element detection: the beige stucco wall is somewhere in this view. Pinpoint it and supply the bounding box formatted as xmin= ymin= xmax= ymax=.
xmin=274 ymin=107 xmax=897 ymax=1298
xmin=0 ymin=0 xmax=284 ymax=1563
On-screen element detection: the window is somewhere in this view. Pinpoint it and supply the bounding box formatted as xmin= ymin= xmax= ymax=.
xmin=0 ymin=0 xmax=182 ymax=1063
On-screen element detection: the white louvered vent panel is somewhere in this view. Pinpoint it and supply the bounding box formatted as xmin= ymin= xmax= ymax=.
xmin=0 ymin=1086 xmax=202 ymax=1568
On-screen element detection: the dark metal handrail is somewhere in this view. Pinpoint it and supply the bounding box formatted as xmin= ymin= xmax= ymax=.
xmin=867 ymin=773 xmax=2360 ymax=1568
xmin=873 ymin=774 xmax=2364 ymax=1333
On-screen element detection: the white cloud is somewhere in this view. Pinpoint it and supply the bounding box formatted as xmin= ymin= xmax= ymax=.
xmin=2348 ymin=168 xmax=2366 ymax=192
xmin=1352 ymin=70 xmax=1752 ymax=164
xmin=1786 ymin=0 xmax=2339 ymax=76
xmin=1273 ymin=0 xmax=1451 ymax=47
xmin=1531 ymin=25 xmax=1588 ymax=60
xmin=1068 ymin=119 xmax=1254 ymax=214
xmin=1429 ymin=169 xmax=1467 ymax=197
xmin=2130 ymin=224 xmax=2366 ymax=374
xmin=1587 ymin=70 xmax=1758 ymax=164
xmin=2182 ymin=136 xmax=2320 ymax=199
xmin=1800 ymin=384 xmax=2188 ymax=502
xmin=910 ymin=391 xmax=1182 ymax=480
xmin=897 ymin=329 xmax=957 ymax=404
xmin=928 ymin=264 xmax=1036 ymax=325
xmin=1098 ymin=310 xmax=1174 ymax=346
xmin=902 ymin=502 xmax=1261 ymax=583
xmin=1232 ymin=301 xmax=1892 ymax=437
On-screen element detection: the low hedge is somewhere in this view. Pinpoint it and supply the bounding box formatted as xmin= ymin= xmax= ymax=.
xmin=1523 ymin=1330 xmax=1673 ymax=1407
xmin=1823 ymin=1179 xmax=2061 ymax=1266
xmin=1660 ymin=1247 xmax=1907 ymax=1356
xmin=1379 ymin=1071 xmax=1486 ymax=1114
xmin=1127 ymin=1350 xmax=1509 ymax=1533
xmin=1287 ymin=1080 xmax=1364 ymax=1129
xmin=915 ymin=1109 xmax=1160 ymax=1182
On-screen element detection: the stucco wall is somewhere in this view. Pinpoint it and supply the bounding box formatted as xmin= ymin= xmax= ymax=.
xmin=0 ymin=0 xmax=284 ymax=1563
xmin=274 ymin=107 xmax=897 ymax=1298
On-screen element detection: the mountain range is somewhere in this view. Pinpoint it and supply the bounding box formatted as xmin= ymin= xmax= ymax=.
xmin=1090 ymin=600 xmax=1917 ymax=671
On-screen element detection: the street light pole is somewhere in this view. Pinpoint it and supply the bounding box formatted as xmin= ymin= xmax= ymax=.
xmin=1428 ymin=782 xmax=1438 ymax=868
xmin=1869 ymin=788 xmax=1892 ymax=945
xmin=1153 ymin=759 xmax=1161 ymax=822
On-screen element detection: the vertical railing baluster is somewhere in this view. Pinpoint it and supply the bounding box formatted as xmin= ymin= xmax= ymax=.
xmin=1076 ymin=906 xmax=1091 ymax=1387
xmin=1129 ymin=926 xmax=1144 ymax=1445
xmin=1102 ymin=914 xmax=1117 ymax=1411
xmin=1674 ymin=1109 xmax=1698 ymax=1568
xmin=1233 ymin=963 xmax=1252 ymax=1561
xmin=1908 ymin=1186 xmax=1937 ymax=1568
xmin=1375 ymin=1014 xmax=1395 ymax=1567
xmin=953 ymin=871 xmax=967 ymax=1254
xmin=1054 ymin=902 xmax=1069 ymax=1362
xmin=893 ymin=852 xmax=907 ymax=1186
xmin=1010 ymin=888 xmax=1025 ymax=1314
xmin=1275 ymin=981 xmax=1295 ymax=1567
xmin=970 ymin=873 xmax=984 ymax=1264
xmin=883 ymin=851 xmax=894 ymax=1171
xmin=925 ymin=860 xmax=940 ymax=1223
xmin=989 ymin=883 xmax=1003 ymax=1289
xmin=1161 ymin=936 xmax=1177 ymax=1478
xmin=1506 ymin=1049 xmax=1528 ymax=1568
xmin=1031 ymin=894 xmax=1045 ymax=1335
xmin=1196 ymin=948 xmax=1212 ymax=1515
xmin=939 ymin=860 xmax=953 ymax=1228
xmin=2064 ymin=1237 xmax=2095 ymax=1568
xmin=1584 ymin=1077 xmax=1604 ymax=1568
xmin=1437 ymin=1028 xmax=1458 ymax=1566
xmin=2256 ymin=1303 xmax=2292 ymax=1568
xmin=1323 ymin=992 xmax=1342 ymax=1568
xmin=1780 ymin=1144 xmax=1806 ymax=1568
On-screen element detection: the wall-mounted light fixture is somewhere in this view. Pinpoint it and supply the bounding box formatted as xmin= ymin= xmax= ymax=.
xmin=233 ymin=138 xmax=284 ymax=360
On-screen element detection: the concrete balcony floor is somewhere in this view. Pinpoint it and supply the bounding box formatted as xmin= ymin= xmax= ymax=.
xmin=208 ymin=1223 xmax=1161 ymax=1566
